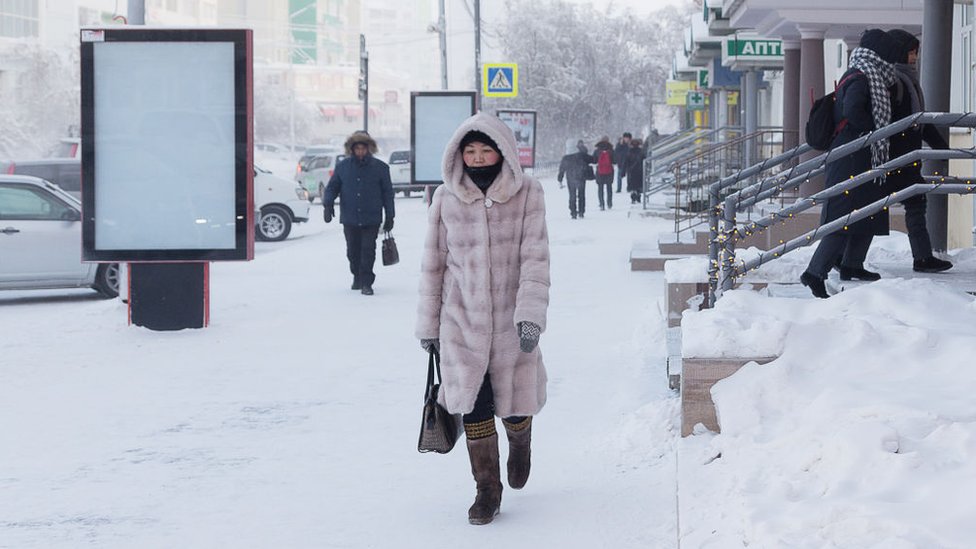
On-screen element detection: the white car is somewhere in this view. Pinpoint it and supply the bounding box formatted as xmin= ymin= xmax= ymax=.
xmin=255 ymin=165 xmax=311 ymax=242
xmin=388 ymin=150 xmax=419 ymax=197
xmin=0 ymin=174 xmax=119 ymax=297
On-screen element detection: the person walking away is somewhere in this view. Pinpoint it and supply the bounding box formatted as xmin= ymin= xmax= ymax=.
xmin=614 ymin=132 xmax=632 ymax=193
xmin=625 ymin=138 xmax=645 ymax=204
xmin=557 ymin=139 xmax=591 ymax=219
xmin=886 ymin=28 xmax=952 ymax=273
xmin=593 ymin=136 xmax=615 ymax=210
xmin=322 ymin=131 xmax=395 ymax=295
xmin=800 ymin=29 xmax=899 ymax=298
xmin=416 ymin=112 xmax=551 ymax=525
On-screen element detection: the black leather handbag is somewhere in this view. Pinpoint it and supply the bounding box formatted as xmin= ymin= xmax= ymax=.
xmin=381 ymin=231 xmax=399 ymax=266
xmin=418 ymin=349 xmax=461 ymax=454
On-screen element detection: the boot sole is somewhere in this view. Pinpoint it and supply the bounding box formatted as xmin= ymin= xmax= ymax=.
xmin=914 ymin=267 xmax=952 ymax=273
xmin=468 ymin=508 xmax=500 ymax=525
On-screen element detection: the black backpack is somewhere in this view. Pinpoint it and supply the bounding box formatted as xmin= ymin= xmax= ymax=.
xmin=805 ymin=71 xmax=862 ymax=151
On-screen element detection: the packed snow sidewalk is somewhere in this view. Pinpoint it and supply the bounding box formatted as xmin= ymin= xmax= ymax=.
xmin=4 ymin=174 xmax=976 ymax=548
xmin=0 ymin=178 xmax=679 ymax=548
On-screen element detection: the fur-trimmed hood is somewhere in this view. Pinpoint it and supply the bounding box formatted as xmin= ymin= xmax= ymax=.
xmin=442 ymin=113 xmax=524 ymax=205
xmin=344 ymin=131 xmax=378 ymax=155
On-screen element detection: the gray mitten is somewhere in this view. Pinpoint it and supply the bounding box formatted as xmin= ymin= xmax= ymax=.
xmin=518 ymin=321 xmax=541 ymax=353
xmin=420 ymin=338 xmax=440 ymax=353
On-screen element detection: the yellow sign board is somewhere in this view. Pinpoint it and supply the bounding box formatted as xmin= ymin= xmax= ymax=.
xmin=483 ymin=63 xmax=518 ymax=97
xmin=728 ymin=91 xmax=739 ymax=106
xmin=665 ymin=80 xmax=694 ymax=106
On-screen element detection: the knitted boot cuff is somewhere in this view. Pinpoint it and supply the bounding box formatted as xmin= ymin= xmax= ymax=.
xmin=502 ymin=416 xmax=532 ymax=432
xmin=464 ymin=419 xmax=497 ymax=440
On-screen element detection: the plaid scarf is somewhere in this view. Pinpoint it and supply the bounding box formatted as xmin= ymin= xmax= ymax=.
xmin=848 ymin=47 xmax=895 ymax=172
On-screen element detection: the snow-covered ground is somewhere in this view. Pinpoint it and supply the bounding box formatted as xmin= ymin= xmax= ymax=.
xmin=4 ymin=171 xmax=976 ymax=548
xmin=0 ymin=176 xmax=678 ymax=548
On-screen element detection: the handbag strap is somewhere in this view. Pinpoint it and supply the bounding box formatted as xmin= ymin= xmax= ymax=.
xmin=425 ymin=348 xmax=442 ymax=399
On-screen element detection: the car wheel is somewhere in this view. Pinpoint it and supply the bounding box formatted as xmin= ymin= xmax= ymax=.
xmin=93 ymin=263 xmax=120 ymax=298
xmin=258 ymin=205 xmax=292 ymax=242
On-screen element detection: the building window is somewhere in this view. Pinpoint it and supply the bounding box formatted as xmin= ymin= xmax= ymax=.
xmin=0 ymin=0 xmax=40 ymax=39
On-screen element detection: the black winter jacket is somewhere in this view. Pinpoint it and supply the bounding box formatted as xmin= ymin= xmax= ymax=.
xmin=822 ymin=69 xmax=889 ymax=236
xmin=323 ymin=154 xmax=395 ymax=227
xmin=625 ymin=146 xmax=645 ymax=192
xmin=557 ymin=151 xmax=591 ymax=185
xmin=886 ymin=74 xmax=950 ymax=195
xmin=613 ymin=142 xmax=630 ymax=169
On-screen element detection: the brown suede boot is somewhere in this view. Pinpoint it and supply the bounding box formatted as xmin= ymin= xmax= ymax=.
xmin=465 ymin=431 xmax=503 ymax=525
xmin=503 ymin=417 xmax=532 ymax=489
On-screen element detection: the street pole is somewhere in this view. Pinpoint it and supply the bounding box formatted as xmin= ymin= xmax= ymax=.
xmin=127 ymin=0 xmax=145 ymax=24
xmin=439 ymin=0 xmax=448 ymax=90
xmin=474 ymin=0 xmax=481 ymax=110
xmin=360 ymin=34 xmax=369 ymax=133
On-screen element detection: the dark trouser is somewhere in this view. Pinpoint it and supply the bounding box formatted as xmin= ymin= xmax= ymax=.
xmin=343 ymin=224 xmax=380 ymax=286
xmin=463 ymin=373 xmax=526 ymax=425
xmin=596 ymin=175 xmax=613 ymax=208
xmin=616 ymin=167 xmax=625 ymax=192
xmin=902 ymin=194 xmax=933 ymax=260
xmin=806 ymin=232 xmax=874 ymax=278
xmin=567 ymin=179 xmax=585 ymax=216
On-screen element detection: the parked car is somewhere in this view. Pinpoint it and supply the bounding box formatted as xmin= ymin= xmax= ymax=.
xmin=254 ymin=165 xmax=311 ymax=242
xmin=387 ymin=149 xmax=414 ymax=197
xmin=296 ymin=152 xmax=345 ymax=203
xmin=0 ymin=175 xmax=118 ymax=297
xmin=2 ymin=159 xmax=81 ymax=199
xmin=295 ymin=144 xmax=342 ymax=179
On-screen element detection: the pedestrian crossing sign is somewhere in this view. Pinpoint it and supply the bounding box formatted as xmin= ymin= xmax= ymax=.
xmin=483 ymin=63 xmax=518 ymax=97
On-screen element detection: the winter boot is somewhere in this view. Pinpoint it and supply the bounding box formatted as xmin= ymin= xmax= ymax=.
xmin=502 ymin=417 xmax=532 ymax=490
xmin=464 ymin=423 xmax=502 ymax=525
xmin=838 ymin=266 xmax=881 ymax=281
xmin=800 ymin=271 xmax=829 ymax=299
xmin=914 ymin=256 xmax=953 ymax=273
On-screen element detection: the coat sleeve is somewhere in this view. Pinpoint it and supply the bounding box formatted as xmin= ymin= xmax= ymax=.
xmin=557 ymin=156 xmax=567 ymax=183
xmin=415 ymin=189 xmax=448 ymax=339
xmin=323 ymin=166 xmax=342 ymax=207
xmin=841 ymin=76 xmax=875 ymax=132
xmin=513 ymin=179 xmax=551 ymax=332
xmin=380 ymin=163 xmax=395 ymax=221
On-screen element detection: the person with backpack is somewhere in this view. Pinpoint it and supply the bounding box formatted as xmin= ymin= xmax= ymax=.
xmin=593 ymin=136 xmax=615 ymax=210
xmin=613 ymin=132 xmax=632 ymax=193
xmin=886 ymin=28 xmax=952 ymax=273
xmin=800 ymin=29 xmax=900 ymax=299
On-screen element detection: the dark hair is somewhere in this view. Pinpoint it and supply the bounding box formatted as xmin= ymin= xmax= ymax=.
xmin=622 ymin=132 xmax=632 ymax=139
xmin=887 ymin=29 xmax=920 ymax=64
xmin=459 ymin=130 xmax=500 ymax=153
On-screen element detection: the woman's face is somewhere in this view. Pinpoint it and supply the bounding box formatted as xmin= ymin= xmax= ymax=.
xmin=907 ymin=48 xmax=919 ymax=65
xmin=462 ymin=142 xmax=500 ymax=167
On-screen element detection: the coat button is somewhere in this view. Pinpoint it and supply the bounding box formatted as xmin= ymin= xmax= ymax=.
xmin=485 ymin=198 xmax=493 ymax=208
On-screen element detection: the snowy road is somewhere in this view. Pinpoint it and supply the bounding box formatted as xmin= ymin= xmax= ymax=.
xmin=0 ymin=177 xmax=679 ymax=548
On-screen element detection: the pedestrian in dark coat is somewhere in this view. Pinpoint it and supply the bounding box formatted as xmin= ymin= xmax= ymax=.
xmin=625 ymin=138 xmax=645 ymax=204
xmin=322 ymin=131 xmax=395 ymax=295
xmin=887 ymin=28 xmax=952 ymax=273
xmin=557 ymin=139 xmax=592 ymax=218
xmin=592 ymin=136 xmax=615 ymax=210
xmin=613 ymin=132 xmax=632 ymax=193
xmin=801 ymin=29 xmax=899 ymax=298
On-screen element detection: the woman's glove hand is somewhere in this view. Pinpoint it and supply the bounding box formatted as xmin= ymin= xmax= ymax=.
xmin=518 ymin=321 xmax=541 ymax=353
xmin=421 ymin=338 xmax=440 ymax=353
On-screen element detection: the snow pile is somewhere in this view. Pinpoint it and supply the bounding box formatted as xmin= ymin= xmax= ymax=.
xmin=680 ymin=279 xmax=976 ymax=548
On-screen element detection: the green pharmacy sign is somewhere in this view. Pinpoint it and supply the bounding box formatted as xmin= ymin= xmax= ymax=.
xmin=723 ymin=36 xmax=784 ymax=69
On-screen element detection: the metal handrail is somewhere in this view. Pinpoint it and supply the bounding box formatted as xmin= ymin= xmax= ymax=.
xmin=643 ymin=126 xmax=745 ymax=206
xmin=705 ymin=112 xmax=976 ymax=301
xmin=716 ymin=146 xmax=976 ymax=297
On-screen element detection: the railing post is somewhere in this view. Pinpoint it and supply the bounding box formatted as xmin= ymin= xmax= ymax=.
xmin=719 ymin=194 xmax=738 ymax=295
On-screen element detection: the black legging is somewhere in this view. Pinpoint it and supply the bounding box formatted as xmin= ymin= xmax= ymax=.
xmin=463 ymin=373 xmax=526 ymax=425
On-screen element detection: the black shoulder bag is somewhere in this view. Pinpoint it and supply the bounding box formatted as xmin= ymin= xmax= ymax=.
xmin=417 ymin=349 xmax=462 ymax=454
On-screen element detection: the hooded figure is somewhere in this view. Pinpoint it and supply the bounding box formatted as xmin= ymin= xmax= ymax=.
xmin=557 ymin=138 xmax=592 ymax=218
xmin=416 ymin=112 xmax=550 ymax=525
xmin=801 ymin=29 xmax=898 ymax=298
xmin=322 ymin=131 xmax=394 ymax=295
xmin=885 ymin=28 xmax=952 ymax=273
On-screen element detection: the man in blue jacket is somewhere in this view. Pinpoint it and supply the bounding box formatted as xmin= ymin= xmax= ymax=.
xmin=322 ymin=131 xmax=395 ymax=296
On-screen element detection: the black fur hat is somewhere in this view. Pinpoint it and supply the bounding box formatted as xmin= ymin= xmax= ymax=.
xmin=859 ymin=28 xmax=900 ymax=64
xmin=887 ymin=29 xmax=920 ymax=64
xmin=459 ymin=130 xmax=500 ymax=153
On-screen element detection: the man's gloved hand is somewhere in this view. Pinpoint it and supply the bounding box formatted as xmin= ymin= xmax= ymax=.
xmin=518 ymin=321 xmax=541 ymax=353
xmin=323 ymin=205 xmax=334 ymax=223
xmin=421 ymin=338 xmax=440 ymax=353
xmin=383 ymin=217 xmax=394 ymax=232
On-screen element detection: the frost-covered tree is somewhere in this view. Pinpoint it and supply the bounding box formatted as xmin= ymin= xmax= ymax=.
xmin=0 ymin=45 xmax=79 ymax=159
xmin=253 ymin=74 xmax=321 ymax=147
xmin=492 ymin=0 xmax=692 ymax=161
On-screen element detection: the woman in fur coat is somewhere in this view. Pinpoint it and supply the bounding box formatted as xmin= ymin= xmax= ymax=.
xmin=416 ymin=112 xmax=551 ymax=525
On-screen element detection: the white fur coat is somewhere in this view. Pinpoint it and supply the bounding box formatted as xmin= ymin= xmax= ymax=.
xmin=415 ymin=113 xmax=551 ymax=417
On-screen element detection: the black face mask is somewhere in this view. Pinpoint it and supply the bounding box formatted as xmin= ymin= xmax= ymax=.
xmin=463 ymin=160 xmax=504 ymax=192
